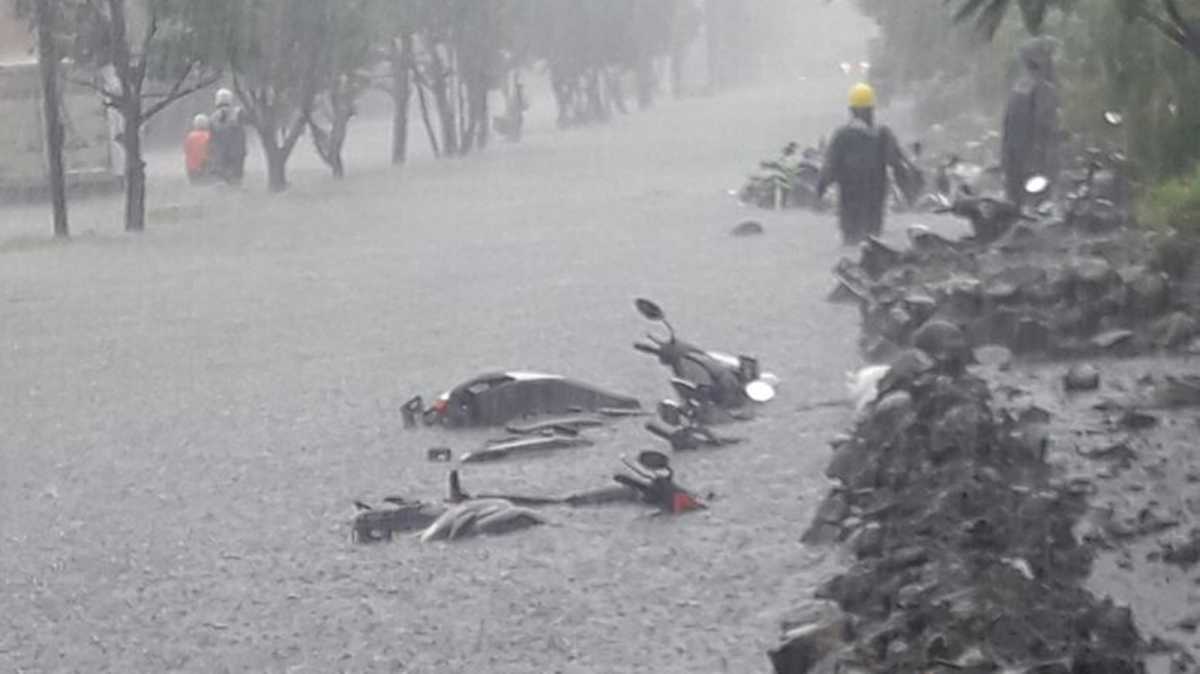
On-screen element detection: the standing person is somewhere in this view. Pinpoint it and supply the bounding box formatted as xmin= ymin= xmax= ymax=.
xmin=183 ymin=114 xmax=212 ymax=184
xmin=210 ymin=88 xmax=248 ymax=185
xmin=1002 ymin=36 xmax=1061 ymax=206
xmin=817 ymin=82 xmax=917 ymax=246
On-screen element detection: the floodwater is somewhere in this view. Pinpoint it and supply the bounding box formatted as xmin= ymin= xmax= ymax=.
xmin=1 ymin=66 xmax=879 ymax=672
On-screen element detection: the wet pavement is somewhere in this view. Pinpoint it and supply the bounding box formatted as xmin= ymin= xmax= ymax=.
xmin=1 ymin=77 xmax=883 ymax=672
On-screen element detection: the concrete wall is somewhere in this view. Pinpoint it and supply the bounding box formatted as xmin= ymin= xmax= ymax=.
xmin=0 ymin=0 xmax=35 ymax=65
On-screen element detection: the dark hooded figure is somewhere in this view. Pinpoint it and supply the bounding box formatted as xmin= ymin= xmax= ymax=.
xmin=818 ymin=82 xmax=916 ymax=246
xmin=1002 ymin=37 xmax=1061 ymax=205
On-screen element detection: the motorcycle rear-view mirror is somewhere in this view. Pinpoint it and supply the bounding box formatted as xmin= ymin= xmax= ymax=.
xmin=637 ymin=451 xmax=671 ymax=472
xmin=1025 ymin=175 xmax=1050 ymax=196
xmin=1104 ymin=111 xmax=1124 ymax=127
xmin=635 ymin=298 xmax=666 ymax=322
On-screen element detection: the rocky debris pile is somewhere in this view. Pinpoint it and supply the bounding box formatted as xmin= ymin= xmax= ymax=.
xmin=830 ymin=224 xmax=1200 ymax=364
xmin=983 ymin=359 xmax=1200 ymax=652
xmin=770 ymin=353 xmax=1170 ymax=672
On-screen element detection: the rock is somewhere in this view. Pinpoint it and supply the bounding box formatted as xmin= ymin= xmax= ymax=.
xmin=826 ymin=441 xmax=872 ymax=487
xmin=875 ymin=390 xmax=914 ymax=417
xmin=913 ymin=319 xmax=970 ymax=365
xmin=895 ymin=581 xmax=937 ymax=609
xmin=885 ymin=639 xmax=910 ymax=659
xmin=732 ymin=220 xmax=764 ymax=236
xmin=769 ymin=602 xmax=851 ymax=674
xmin=1064 ymin=364 xmax=1101 ymax=391
xmin=1154 ymin=312 xmax=1198 ymax=349
xmin=883 ymin=546 xmax=929 ymax=571
xmin=779 ymin=600 xmax=845 ymax=636
xmin=903 ymin=293 xmax=937 ymax=324
xmin=1078 ymin=442 xmax=1136 ymax=468
xmin=1118 ymin=409 xmax=1158 ymax=430
xmin=1091 ymin=329 xmax=1135 ymax=350
xmin=1152 ymin=375 xmax=1200 ymax=408
xmin=1174 ymin=611 xmax=1200 ymax=633
xmin=849 ymin=522 xmax=885 ymax=559
xmin=984 ymin=279 xmax=1020 ymax=303
xmin=1124 ymin=266 xmax=1170 ymax=317
xmin=861 ymin=237 xmax=904 ymax=279
xmin=802 ymin=522 xmax=842 ymax=546
xmin=813 ymin=491 xmax=850 ymax=525
xmin=1073 ymin=256 xmax=1117 ymax=286
xmin=972 ymin=344 xmax=1013 ymax=370
xmin=877 ymin=349 xmax=935 ymax=392
xmin=931 ymin=403 xmax=986 ymax=462
xmin=1012 ymin=317 xmax=1052 ymax=354
xmin=1161 ymin=529 xmax=1200 ymax=569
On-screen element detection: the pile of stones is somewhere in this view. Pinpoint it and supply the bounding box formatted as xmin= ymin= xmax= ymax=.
xmin=830 ymin=225 xmax=1200 ymax=364
xmin=770 ymin=221 xmax=1200 ymax=672
xmin=771 ymin=349 xmax=1156 ymax=672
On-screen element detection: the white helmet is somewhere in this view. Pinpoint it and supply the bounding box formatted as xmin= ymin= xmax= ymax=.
xmin=215 ymin=88 xmax=235 ymax=107
xmin=192 ymin=113 xmax=210 ymax=130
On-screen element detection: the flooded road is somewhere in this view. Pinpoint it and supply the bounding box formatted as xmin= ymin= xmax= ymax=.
xmin=2 ymin=78 xmax=870 ymax=672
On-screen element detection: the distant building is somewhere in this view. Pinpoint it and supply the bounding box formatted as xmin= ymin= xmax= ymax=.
xmin=0 ymin=0 xmax=121 ymax=201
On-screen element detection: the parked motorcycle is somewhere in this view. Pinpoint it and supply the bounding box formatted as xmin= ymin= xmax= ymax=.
xmin=738 ymin=142 xmax=824 ymax=210
xmin=633 ymin=298 xmax=778 ymax=426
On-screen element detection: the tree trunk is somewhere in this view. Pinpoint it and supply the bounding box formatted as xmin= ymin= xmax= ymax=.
xmin=427 ymin=44 xmax=459 ymax=157
xmin=705 ymin=0 xmax=722 ymax=92
xmin=607 ymin=69 xmax=628 ymax=114
xmin=670 ymin=47 xmax=685 ymax=98
xmin=265 ymin=145 xmax=288 ymax=193
xmin=121 ymin=101 xmax=146 ymax=232
xmin=390 ymin=34 xmax=413 ymax=165
xmin=414 ymin=76 xmax=441 ymax=157
xmin=34 ymin=0 xmax=68 ymax=238
xmin=250 ymin=105 xmax=306 ymax=193
xmin=635 ymin=58 xmax=655 ymax=110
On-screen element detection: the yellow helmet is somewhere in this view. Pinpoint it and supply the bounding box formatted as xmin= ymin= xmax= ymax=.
xmin=848 ymin=82 xmax=876 ymax=109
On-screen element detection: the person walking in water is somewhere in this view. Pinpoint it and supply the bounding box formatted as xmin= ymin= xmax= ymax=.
xmin=817 ymin=82 xmax=917 ymax=246
xmin=1002 ymin=36 xmax=1061 ymax=206
xmin=183 ymin=114 xmax=212 ymax=184
xmin=209 ymin=88 xmax=248 ymax=185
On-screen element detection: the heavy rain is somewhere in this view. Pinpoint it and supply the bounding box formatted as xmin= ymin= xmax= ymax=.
xmin=2 ymin=1 xmax=1200 ymax=672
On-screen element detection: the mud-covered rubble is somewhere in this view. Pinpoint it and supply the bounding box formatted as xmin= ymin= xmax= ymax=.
xmin=771 ymin=351 xmax=1190 ymax=672
xmin=773 ymin=222 xmax=1200 ymax=672
xmin=830 ymin=225 xmax=1200 ymax=365
xmin=986 ymin=359 xmax=1200 ymax=657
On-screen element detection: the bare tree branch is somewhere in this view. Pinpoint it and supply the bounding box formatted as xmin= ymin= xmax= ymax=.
xmin=65 ymin=74 xmax=124 ymax=105
xmin=135 ymin=1 xmax=159 ymax=81
xmin=143 ymin=64 xmax=220 ymax=122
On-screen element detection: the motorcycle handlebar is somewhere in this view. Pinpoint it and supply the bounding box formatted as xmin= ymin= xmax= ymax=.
xmin=634 ymin=342 xmax=660 ymax=356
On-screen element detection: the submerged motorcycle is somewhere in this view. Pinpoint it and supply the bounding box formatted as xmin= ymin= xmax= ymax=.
xmin=632 ymin=298 xmax=778 ymax=431
xmin=450 ymin=449 xmax=706 ymax=514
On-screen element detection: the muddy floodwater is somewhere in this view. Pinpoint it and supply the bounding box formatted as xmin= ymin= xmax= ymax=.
xmin=1 ymin=77 xmax=884 ymax=672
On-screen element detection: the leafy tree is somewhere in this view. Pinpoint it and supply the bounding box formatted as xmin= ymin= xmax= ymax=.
xmin=43 ymin=0 xmax=221 ymax=231
xmin=222 ymin=0 xmax=324 ymax=192
xmin=305 ymin=0 xmax=378 ymax=179
xmin=949 ymin=0 xmax=1200 ymax=61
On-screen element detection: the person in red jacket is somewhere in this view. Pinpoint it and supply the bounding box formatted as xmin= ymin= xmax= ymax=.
xmin=183 ymin=114 xmax=212 ymax=184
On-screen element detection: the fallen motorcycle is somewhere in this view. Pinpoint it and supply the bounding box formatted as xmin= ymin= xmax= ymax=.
xmin=448 ymin=450 xmax=706 ymax=514
xmin=932 ymin=187 xmax=1030 ymax=245
xmin=738 ymin=141 xmax=824 ymax=210
xmin=412 ymin=371 xmax=642 ymax=429
xmin=633 ymin=298 xmax=778 ymax=425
